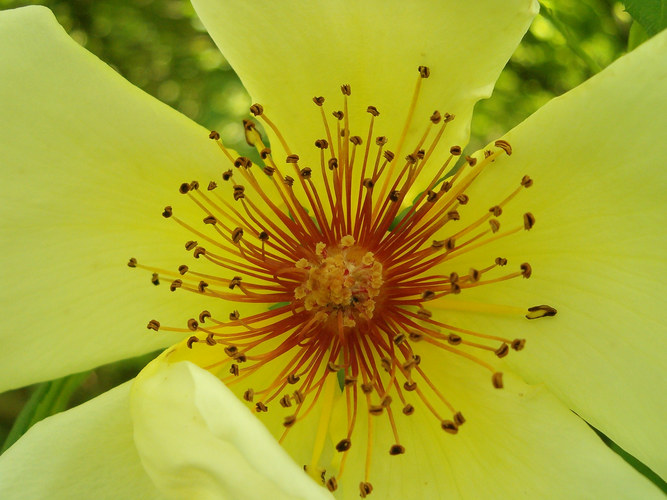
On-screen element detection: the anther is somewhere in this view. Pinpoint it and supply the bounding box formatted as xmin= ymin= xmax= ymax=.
xmin=465 ymin=156 xmax=477 ymax=167
xmin=189 ymin=180 xmax=199 ymax=191
xmin=443 ymin=112 xmax=455 ymax=122
xmin=127 ymin=257 xmax=137 ymax=268
xmin=299 ymin=167 xmax=312 ymax=179
xmin=408 ymin=331 xmax=423 ymax=342
xmin=193 ymin=247 xmax=206 ymax=259
xmin=187 ymin=318 xmax=198 ymax=331
xmin=313 ymin=96 xmax=325 ymax=106
xmin=283 ymin=176 xmax=295 ymax=187
xmin=447 ymin=211 xmax=460 ymax=221
xmin=293 ymin=390 xmax=305 ymax=404
xmin=259 ymin=148 xmax=271 ymax=160
xmin=315 ymin=139 xmax=329 ymax=149
xmin=203 ymin=215 xmax=217 ymax=225
xmin=243 ymin=388 xmax=254 ymax=402
xmin=418 ymin=65 xmax=430 ymax=78
xmin=326 ymin=477 xmax=338 ymax=492
xmin=363 ymin=178 xmax=375 ymax=189
xmin=426 ymin=190 xmax=438 ymax=203
xmin=494 ymin=139 xmax=512 ymax=155
xmin=495 ymin=343 xmax=509 ymax=358
xmin=495 ymin=257 xmax=508 ymax=266
xmin=417 ymin=149 xmax=425 ymax=159
xmin=229 ymin=364 xmax=239 ymax=376
xmin=389 ymin=190 xmax=401 ymax=202
xmin=523 ymin=212 xmax=536 ymax=230
xmin=263 ymin=166 xmax=275 ymax=176
xmin=492 ymin=372 xmax=504 ymax=389
xmin=383 ymin=150 xmax=395 ymax=162
xmin=150 ymin=273 xmax=159 ymax=286
xmin=450 ymin=145 xmax=462 ymax=156
xmin=445 ymin=237 xmax=456 ymax=250
xmin=441 ymin=420 xmax=458 ymax=434
xmin=169 ymin=279 xmax=182 ymax=292
xmin=283 ymin=415 xmax=296 ymax=428
xmin=255 ymin=402 xmax=268 ymax=412
xmin=403 ymin=381 xmax=417 ymax=391
xmin=229 ymin=276 xmax=242 ymax=289
xmin=422 ymin=290 xmax=436 ymax=301
xmin=456 ymin=194 xmax=469 ymax=205
xmin=376 ymin=136 xmax=388 ymax=146
xmin=511 ymin=338 xmax=526 ymax=351
xmin=389 ymin=444 xmax=405 ymax=455
xmin=489 ymin=205 xmax=502 ymax=217
xmin=208 ymin=130 xmax=220 ymax=140
xmin=258 ymin=231 xmax=269 ymax=241
xmin=328 ymin=158 xmax=338 ymax=170
xmin=350 ymin=135 xmax=362 ymax=145
xmin=162 ymin=206 xmax=173 ymax=218
xmin=199 ymin=310 xmax=211 ymax=323
xmin=417 ymin=308 xmax=432 ymax=319
xmin=484 ymin=150 xmax=493 ymax=158
xmin=367 ymin=105 xmax=380 ymax=116
xmin=197 ymin=281 xmax=208 ymax=293
xmin=454 ymin=412 xmax=466 ymax=426
xmin=207 ymin=181 xmax=217 ymax=191
xmin=521 ymin=175 xmax=533 ymax=188
xmin=234 ymin=156 xmax=252 ymax=168
xmin=232 ymin=227 xmax=244 ymax=243
xmin=381 ymin=395 xmax=393 ymax=407
xmin=229 ymin=310 xmax=240 ymax=321
xmin=393 ymin=333 xmax=406 ymax=345
xmin=340 ymin=84 xmax=351 ymax=96
xmin=361 ymin=383 xmax=374 ymax=394
xmin=520 ymin=263 xmax=532 ymax=278
xmin=360 ymin=482 xmax=373 ymax=498
xmin=233 ymin=185 xmax=246 ymax=201
xmin=402 ymin=404 xmax=415 ymax=415
xmin=447 ymin=333 xmax=462 ymax=345
xmin=336 ymin=438 xmax=352 ymax=452
xmin=344 ymin=376 xmax=357 ymax=387
xmin=327 ymin=361 xmax=344 ymax=372
xmin=287 ymin=373 xmax=300 ymax=384
xmin=222 ymin=169 xmax=233 ymax=181
xmin=440 ymin=181 xmax=452 ymax=193
xmin=178 ymin=183 xmax=190 ymax=194
xmin=369 ymin=405 xmax=383 ymax=416
xmin=380 ymin=358 xmax=391 ymax=372
xmin=332 ymin=110 xmax=344 ymax=120
xmin=286 ymin=154 xmax=300 ymax=164
xmin=146 ymin=319 xmax=160 ymax=331
xmin=470 ymin=268 xmax=481 ymax=282
xmin=526 ymin=305 xmax=557 ymax=319
xmin=279 ymin=395 xmax=292 ymax=408
xmin=489 ymin=219 xmax=500 ymax=233
xmin=430 ymin=110 xmax=442 ymax=124
xmin=405 ymin=153 xmax=418 ymax=164
xmin=186 ymin=336 xmax=198 ymax=348
xmin=249 ymin=103 xmax=263 ymax=116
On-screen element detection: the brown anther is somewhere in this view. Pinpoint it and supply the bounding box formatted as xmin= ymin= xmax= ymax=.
xmin=233 ymin=186 xmax=245 ymax=201
xmin=232 ymin=227 xmax=244 ymax=243
xmin=263 ymin=165 xmax=275 ymax=176
xmin=383 ymin=150 xmax=395 ymax=162
xmin=197 ymin=281 xmax=208 ymax=293
xmin=417 ymin=308 xmax=432 ymax=319
xmin=328 ymin=158 xmax=338 ymax=170
xmin=511 ymin=338 xmax=526 ymax=351
xmin=450 ymin=145 xmax=462 ymax=156
xmin=205 ymin=333 xmax=216 ymax=346
xmin=418 ymin=65 xmax=430 ymax=78
xmin=523 ymin=212 xmax=536 ymax=230
xmin=234 ymin=156 xmax=251 ymax=169
xmin=489 ymin=219 xmax=501 ymax=233
xmin=127 ymin=257 xmax=137 ymax=268
xmin=283 ymin=415 xmax=296 ymax=428
xmin=402 ymin=357 xmax=417 ymax=371
xmin=283 ymin=175 xmax=294 ymax=187
xmin=484 ymin=149 xmax=493 ymax=158
xmin=431 ymin=240 xmax=445 ymax=249
xmin=187 ymin=318 xmax=198 ymax=331
xmin=495 ymin=343 xmax=509 ymax=358
xmin=299 ymin=167 xmax=312 ymax=179
xmin=287 ymin=373 xmax=300 ymax=384
xmin=361 ymin=383 xmax=374 ymax=394
xmin=203 ymin=215 xmax=217 ymax=225
xmin=186 ymin=335 xmax=198 ymax=348
xmin=207 ymin=181 xmax=217 ymax=191
xmin=229 ymin=363 xmax=239 ymax=376
xmin=208 ymin=130 xmax=220 ymax=140
xmin=315 ymin=139 xmax=329 ymax=149
xmin=326 ymin=477 xmax=338 ymax=492
xmin=148 ymin=272 xmax=157 ymax=286
xmin=369 ymin=405 xmax=384 ymax=416
xmin=327 ymin=361 xmax=343 ymax=372
xmin=408 ymin=331 xmax=424 ymax=342
xmin=492 ymin=372 xmax=504 ymax=389
xmin=340 ymin=84 xmax=351 ymax=96
xmin=255 ymin=402 xmax=268 ymax=412
xmin=178 ymin=182 xmax=190 ymax=194
xmin=260 ymin=147 xmax=271 ymax=159
xmin=430 ymin=110 xmax=442 ymax=124
xmin=389 ymin=190 xmax=401 ymax=202
xmin=443 ymin=112 xmax=455 ymax=122
xmin=440 ymin=180 xmax=453 ymax=193
xmin=456 ymin=194 xmax=469 ymax=205
xmin=426 ymin=190 xmax=438 ymax=202
xmin=243 ymin=388 xmax=254 ymax=402
xmin=421 ymin=290 xmax=436 ymax=301
xmin=376 ymin=136 xmax=388 ymax=146
xmin=293 ymin=390 xmax=305 ymax=404
xmin=189 ymin=180 xmax=199 ymax=191
xmin=363 ymin=178 xmax=375 ymax=189
xmin=526 ymin=305 xmax=557 ymax=320
xmin=336 ymin=438 xmax=352 ymax=452
xmin=405 ymin=153 xmax=418 ymax=164
xmin=449 ymin=272 xmax=459 ymax=283
xmin=403 ymin=381 xmax=417 ymax=391
xmin=393 ymin=333 xmax=406 ymax=345
xmin=380 ymin=357 xmax=391 ymax=372
xmin=229 ymin=276 xmax=242 ymax=289
xmin=366 ymin=105 xmax=380 ymax=116
xmin=198 ymin=310 xmax=211 ymax=323
xmin=465 ymin=155 xmax=477 ymax=167
xmin=249 ymin=103 xmax=263 ymax=116
xmin=193 ymin=247 xmax=206 ymax=259
xmin=521 ymin=175 xmax=533 ymax=188
xmin=360 ymin=482 xmax=373 ymax=498
xmin=469 ymin=268 xmax=481 ymax=282
xmin=313 ymin=96 xmax=325 ymax=106
xmin=169 ymin=279 xmax=182 ymax=292
xmin=229 ymin=310 xmax=240 ymax=321
xmin=350 ymin=135 xmax=362 ymax=145
xmin=454 ymin=411 xmax=466 ymax=426
xmin=286 ymin=154 xmax=299 ymax=164
xmin=258 ymin=231 xmax=269 ymax=241
xmin=447 ymin=333 xmax=462 ymax=345
xmin=495 ymin=257 xmax=508 ymax=267
xmin=445 ymin=237 xmax=456 ymax=250
xmin=279 ymin=395 xmax=292 ymax=408
xmin=520 ymin=262 xmax=532 ymax=278
xmin=494 ymin=139 xmax=512 ymax=155
xmin=441 ymin=420 xmax=459 ymax=434
xmin=222 ymin=169 xmax=233 ymax=181
xmin=381 ymin=395 xmax=393 ymax=408
xmin=389 ymin=444 xmax=405 ymax=455
xmin=450 ymin=282 xmax=461 ymax=294
xmin=162 ymin=206 xmax=173 ymax=218
xmin=332 ymin=110 xmax=344 ymax=120
xmin=402 ymin=404 xmax=415 ymax=416
xmin=489 ymin=205 xmax=503 ymax=217
xmin=447 ymin=210 xmax=460 ymax=221
xmin=344 ymin=376 xmax=357 ymax=387
xmin=147 ymin=319 xmax=160 ymax=331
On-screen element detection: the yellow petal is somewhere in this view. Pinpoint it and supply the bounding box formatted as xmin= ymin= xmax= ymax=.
xmin=191 ymin=0 xmax=537 ymax=168
xmin=332 ymin=353 xmax=663 ymax=498
xmin=0 ymin=7 xmax=228 ymax=391
xmin=0 ymin=382 xmax=162 ymax=499
xmin=441 ymin=31 xmax=667 ymax=478
xmin=131 ymin=356 xmax=335 ymax=500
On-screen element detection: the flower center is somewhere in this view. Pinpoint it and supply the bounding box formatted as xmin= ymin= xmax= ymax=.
xmin=129 ymin=65 xmax=557 ymax=496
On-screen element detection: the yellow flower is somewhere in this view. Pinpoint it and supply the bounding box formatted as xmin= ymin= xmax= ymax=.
xmin=1 ymin=2 xmax=665 ymax=499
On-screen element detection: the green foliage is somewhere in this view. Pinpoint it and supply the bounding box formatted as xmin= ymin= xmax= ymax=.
xmin=622 ymin=0 xmax=667 ymax=35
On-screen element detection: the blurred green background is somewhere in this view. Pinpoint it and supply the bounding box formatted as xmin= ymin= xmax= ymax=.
xmin=0 ymin=0 xmax=647 ymax=459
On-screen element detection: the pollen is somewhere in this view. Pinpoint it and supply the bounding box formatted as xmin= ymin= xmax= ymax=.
xmin=130 ymin=65 xmax=557 ymax=496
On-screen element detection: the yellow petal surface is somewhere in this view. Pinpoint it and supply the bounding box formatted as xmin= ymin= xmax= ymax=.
xmin=191 ymin=0 xmax=537 ymax=169
xmin=0 ymin=7 xmax=229 ymax=391
xmin=131 ymin=355 xmax=335 ymax=500
xmin=333 ymin=351 xmax=663 ymax=499
xmin=441 ymin=31 xmax=667 ymax=478
xmin=0 ymin=382 xmax=163 ymax=500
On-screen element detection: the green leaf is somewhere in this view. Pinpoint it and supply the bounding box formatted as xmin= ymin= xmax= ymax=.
xmin=1 ymin=370 xmax=90 ymax=453
xmin=622 ymin=0 xmax=667 ymax=36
